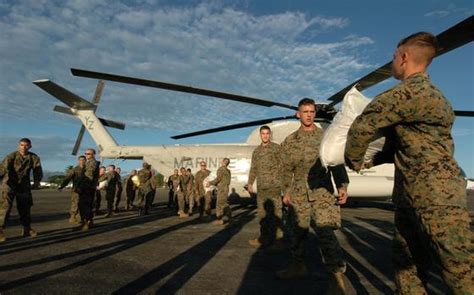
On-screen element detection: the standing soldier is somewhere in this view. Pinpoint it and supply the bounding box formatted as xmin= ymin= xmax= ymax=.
xmin=76 ymin=148 xmax=100 ymax=231
xmin=113 ymin=167 xmax=123 ymax=213
xmin=125 ymin=169 xmax=137 ymax=211
xmin=277 ymin=98 xmax=349 ymax=294
xmin=58 ymin=155 xmax=86 ymax=224
xmin=0 ymin=138 xmax=42 ymax=242
xmin=207 ymin=158 xmax=232 ymax=225
xmin=247 ymin=125 xmax=284 ymax=251
xmin=168 ymin=169 xmax=180 ymax=209
xmin=137 ymin=162 xmax=153 ymax=216
xmin=194 ymin=161 xmax=212 ymax=219
xmin=186 ymin=168 xmax=196 ymax=216
xmin=345 ymin=32 xmax=473 ymax=294
xmin=177 ymin=167 xmax=191 ymax=218
xmin=104 ymin=165 xmax=119 ymax=218
xmin=95 ymin=166 xmax=107 ymax=215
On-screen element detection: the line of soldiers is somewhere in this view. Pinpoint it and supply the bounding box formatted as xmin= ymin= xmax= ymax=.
xmin=1 ymin=32 xmax=471 ymax=294
xmin=167 ymin=159 xmax=232 ymax=225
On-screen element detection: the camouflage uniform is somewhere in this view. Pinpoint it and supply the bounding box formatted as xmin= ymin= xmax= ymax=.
xmin=178 ymin=174 xmax=192 ymax=214
xmin=194 ymin=169 xmax=212 ymax=217
xmin=187 ymin=173 xmax=196 ymax=214
xmin=95 ymin=173 xmax=107 ymax=213
xmin=248 ymin=142 xmax=283 ymax=245
xmin=59 ymin=165 xmax=84 ymax=223
xmin=77 ymin=158 xmax=99 ymax=223
xmin=209 ymin=166 xmax=232 ymax=220
xmin=345 ymin=73 xmax=473 ymax=294
xmin=0 ymin=151 xmax=42 ymax=229
xmin=125 ymin=175 xmax=137 ymax=208
xmin=137 ymin=167 xmax=153 ymax=214
xmin=113 ymin=172 xmax=123 ymax=212
xmin=281 ymin=126 xmax=348 ymax=273
xmin=168 ymin=175 xmax=180 ymax=208
xmin=105 ymin=171 xmax=119 ymax=213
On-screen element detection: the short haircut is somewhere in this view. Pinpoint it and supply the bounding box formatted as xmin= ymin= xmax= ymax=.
xmin=19 ymin=138 xmax=31 ymax=144
xmin=86 ymin=148 xmax=96 ymax=155
xmin=223 ymin=158 xmax=230 ymax=166
xmin=187 ymin=168 xmax=191 ymax=172
xmin=259 ymin=125 xmax=271 ymax=133
xmin=298 ymin=98 xmax=315 ymax=109
xmin=78 ymin=155 xmax=86 ymax=160
xmin=100 ymin=166 xmax=106 ymax=170
xmin=398 ymin=32 xmax=438 ymax=66
xmin=108 ymin=164 xmax=115 ymax=169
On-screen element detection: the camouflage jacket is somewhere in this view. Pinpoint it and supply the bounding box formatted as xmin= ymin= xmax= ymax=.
xmin=125 ymin=175 xmax=137 ymax=193
xmin=345 ymin=73 xmax=466 ymax=208
xmin=77 ymin=159 xmax=99 ymax=190
xmin=1 ymin=151 xmax=42 ymax=193
xmin=59 ymin=165 xmax=84 ymax=189
xmin=281 ymin=125 xmax=348 ymax=201
xmin=105 ymin=171 xmax=119 ymax=194
xmin=115 ymin=172 xmax=122 ymax=191
xmin=138 ymin=167 xmax=152 ymax=193
xmin=97 ymin=174 xmax=108 ymax=191
xmin=248 ymin=142 xmax=281 ymax=191
xmin=169 ymin=175 xmax=180 ymax=192
xmin=195 ymin=169 xmax=211 ymax=196
xmin=179 ymin=174 xmax=191 ymax=192
xmin=209 ymin=166 xmax=231 ymax=190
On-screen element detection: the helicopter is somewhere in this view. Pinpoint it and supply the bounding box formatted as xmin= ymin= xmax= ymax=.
xmin=33 ymin=16 xmax=474 ymax=198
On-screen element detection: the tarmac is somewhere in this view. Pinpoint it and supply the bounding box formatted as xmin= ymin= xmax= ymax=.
xmin=0 ymin=188 xmax=472 ymax=294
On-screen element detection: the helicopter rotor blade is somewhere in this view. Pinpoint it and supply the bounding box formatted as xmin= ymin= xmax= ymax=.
xmin=327 ymin=15 xmax=474 ymax=107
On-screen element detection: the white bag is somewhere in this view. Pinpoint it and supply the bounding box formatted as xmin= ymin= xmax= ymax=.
xmin=320 ymin=85 xmax=384 ymax=168
xmin=203 ymin=172 xmax=217 ymax=193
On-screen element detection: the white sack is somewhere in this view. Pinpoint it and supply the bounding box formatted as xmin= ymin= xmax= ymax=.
xmin=320 ymin=85 xmax=385 ymax=168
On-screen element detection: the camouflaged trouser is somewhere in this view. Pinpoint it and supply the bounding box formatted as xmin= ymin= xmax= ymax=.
xmin=257 ymin=188 xmax=283 ymax=245
xmin=288 ymin=189 xmax=346 ymax=274
xmin=70 ymin=191 xmax=80 ymax=221
xmin=105 ymin=189 xmax=116 ymax=211
xmin=78 ymin=188 xmax=95 ymax=221
xmin=393 ymin=206 xmax=473 ymax=295
xmin=196 ymin=191 xmax=212 ymax=216
xmin=136 ymin=189 xmax=154 ymax=212
xmin=177 ymin=191 xmax=187 ymax=213
xmin=216 ymin=187 xmax=231 ymax=220
xmin=126 ymin=189 xmax=136 ymax=207
xmin=113 ymin=188 xmax=122 ymax=211
xmin=0 ymin=189 xmax=33 ymax=228
xmin=187 ymin=190 xmax=195 ymax=212
xmin=94 ymin=190 xmax=103 ymax=212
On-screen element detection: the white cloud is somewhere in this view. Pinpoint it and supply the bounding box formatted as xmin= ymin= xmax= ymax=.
xmin=424 ymin=4 xmax=473 ymax=18
xmin=0 ymin=1 xmax=375 ymax=133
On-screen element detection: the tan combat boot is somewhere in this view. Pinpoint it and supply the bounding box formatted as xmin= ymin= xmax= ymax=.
xmin=326 ymin=272 xmax=347 ymax=295
xmin=81 ymin=220 xmax=91 ymax=231
xmin=248 ymin=238 xmax=262 ymax=248
xmin=0 ymin=229 xmax=6 ymax=242
xmin=213 ymin=219 xmax=224 ymax=225
xmin=22 ymin=226 xmax=38 ymax=238
xmin=178 ymin=211 xmax=188 ymax=218
xmin=276 ymin=261 xmax=308 ymax=279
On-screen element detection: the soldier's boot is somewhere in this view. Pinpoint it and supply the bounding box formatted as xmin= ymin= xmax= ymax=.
xmin=22 ymin=226 xmax=38 ymax=238
xmin=178 ymin=210 xmax=189 ymax=218
xmin=248 ymin=238 xmax=262 ymax=248
xmin=326 ymin=272 xmax=347 ymax=295
xmin=81 ymin=220 xmax=91 ymax=231
xmin=276 ymin=261 xmax=308 ymax=280
xmin=213 ymin=219 xmax=224 ymax=225
xmin=188 ymin=207 xmax=193 ymax=216
xmin=68 ymin=215 xmax=77 ymax=224
xmin=0 ymin=229 xmax=6 ymax=243
xmin=104 ymin=209 xmax=114 ymax=218
xmin=265 ymin=238 xmax=286 ymax=254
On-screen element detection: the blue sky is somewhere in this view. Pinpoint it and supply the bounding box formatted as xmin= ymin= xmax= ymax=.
xmin=0 ymin=0 xmax=473 ymax=177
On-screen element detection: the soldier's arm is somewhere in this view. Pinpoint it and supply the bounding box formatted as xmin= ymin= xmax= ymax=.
xmin=209 ymin=168 xmax=222 ymax=186
xmin=247 ymin=150 xmax=258 ymax=187
xmin=329 ymin=164 xmax=349 ymax=189
xmin=32 ymin=155 xmax=43 ymax=188
xmin=279 ymin=140 xmax=294 ymax=195
xmin=345 ymin=87 xmax=413 ymax=172
xmin=59 ymin=169 xmax=74 ymax=189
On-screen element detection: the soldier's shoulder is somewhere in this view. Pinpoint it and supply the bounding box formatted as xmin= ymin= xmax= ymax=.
xmin=4 ymin=151 xmax=18 ymax=161
xmin=281 ymin=130 xmax=299 ymax=146
xmin=29 ymin=152 xmax=41 ymax=159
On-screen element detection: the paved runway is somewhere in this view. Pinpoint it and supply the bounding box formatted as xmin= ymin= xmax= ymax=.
xmin=0 ymin=189 xmax=472 ymax=294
